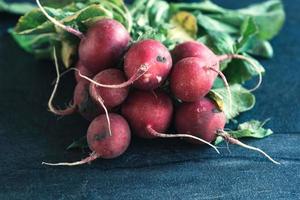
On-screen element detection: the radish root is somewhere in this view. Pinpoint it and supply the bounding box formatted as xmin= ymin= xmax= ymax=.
xmin=97 ymin=97 xmax=112 ymax=136
xmin=87 ymin=80 xmax=112 ymax=136
xmin=208 ymin=66 xmax=232 ymax=115
xmin=48 ymin=48 xmax=76 ymax=115
xmin=75 ymin=64 xmax=150 ymax=88
xmin=217 ymin=129 xmax=280 ymax=165
xmin=42 ymin=151 xmax=99 ymax=166
xmin=36 ymin=0 xmax=84 ymax=39
xmin=218 ymin=54 xmax=262 ymax=92
xmin=147 ymin=125 xmax=220 ymax=154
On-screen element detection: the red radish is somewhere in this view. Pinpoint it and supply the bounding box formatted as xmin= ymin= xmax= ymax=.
xmin=170 ymin=57 xmax=231 ymax=113
xmin=171 ymin=41 xmax=262 ymax=92
xmin=48 ymin=48 xmax=105 ymax=121
xmin=87 ymin=114 xmax=130 ymax=159
xmin=175 ymin=97 xmax=280 ymax=164
xmin=78 ymin=19 xmax=131 ymax=73
xmin=172 ymin=41 xmax=218 ymax=69
xmin=122 ymin=90 xmax=173 ymax=138
xmin=42 ymin=113 xmax=131 ymax=166
xmin=89 ymin=69 xmax=129 ymax=108
xmin=74 ymin=82 xmax=104 ymax=120
xmin=170 ymin=57 xmax=217 ymax=102
xmin=170 ymin=57 xmax=232 ymax=112
xmin=124 ymin=39 xmax=172 ymax=90
xmin=75 ymin=62 xmax=95 ymax=84
xmin=36 ymin=0 xmax=131 ymax=74
xmin=121 ymin=90 xmax=219 ymax=152
xmin=50 ymin=75 xmax=103 ymax=121
xmin=175 ymin=97 xmax=226 ymax=143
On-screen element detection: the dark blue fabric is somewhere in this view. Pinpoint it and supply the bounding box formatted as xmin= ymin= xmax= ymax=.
xmin=1 ymin=0 xmax=300 ymax=199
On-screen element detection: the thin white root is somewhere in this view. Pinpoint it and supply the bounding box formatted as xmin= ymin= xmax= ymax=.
xmin=75 ymin=64 xmax=150 ymax=88
xmin=217 ymin=130 xmax=280 ymax=165
xmin=50 ymin=68 xmax=73 ymax=85
xmin=96 ymin=97 xmax=112 ymax=136
xmin=48 ymin=48 xmax=76 ymax=115
xmin=147 ymin=126 xmax=220 ymax=154
xmin=36 ymin=0 xmax=84 ymax=39
xmin=218 ymin=54 xmax=262 ymax=92
xmin=87 ymin=76 xmax=112 ymax=136
xmin=208 ymin=66 xmax=232 ymax=115
xmin=42 ymin=152 xmax=99 ymax=166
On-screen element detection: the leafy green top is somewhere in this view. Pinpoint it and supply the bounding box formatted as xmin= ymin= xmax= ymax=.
xmin=0 ymin=0 xmax=35 ymax=15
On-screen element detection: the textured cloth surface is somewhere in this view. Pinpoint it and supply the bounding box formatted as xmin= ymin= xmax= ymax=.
xmin=0 ymin=0 xmax=299 ymax=199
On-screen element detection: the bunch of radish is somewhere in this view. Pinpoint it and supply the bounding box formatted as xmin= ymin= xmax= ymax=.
xmin=38 ymin=1 xmax=279 ymax=166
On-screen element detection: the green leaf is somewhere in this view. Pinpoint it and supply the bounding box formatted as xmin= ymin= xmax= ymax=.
xmin=149 ymin=1 xmax=169 ymax=26
xmin=0 ymin=0 xmax=35 ymax=15
xmin=208 ymin=0 xmax=285 ymax=40
xmin=172 ymin=0 xmax=285 ymax=41
xmin=236 ymin=17 xmax=258 ymax=53
xmin=67 ymin=136 xmax=88 ymax=150
xmin=13 ymin=1 xmax=128 ymax=34
xmin=42 ymin=0 xmax=75 ymax=8
xmin=199 ymin=31 xmax=235 ymax=55
xmin=237 ymin=0 xmax=285 ymax=40
xmin=129 ymin=0 xmax=177 ymax=48
xmin=231 ymin=119 xmax=273 ymax=138
xmin=170 ymin=1 xmax=226 ymax=14
xmin=246 ymin=39 xmax=273 ymax=58
xmin=10 ymin=29 xmax=56 ymax=58
xmin=223 ymin=53 xmax=265 ymax=84
xmin=61 ymin=4 xmax=114 ymax=27
xmin=215 ymin=119 xmax=273 ymax=145
xmin=14 ymin=9 xmax=49 ymax=33
xmin=209 ymin=84 xmax=255 ymax=120
xmin=196 ymin=12 xmax=238 ymax=34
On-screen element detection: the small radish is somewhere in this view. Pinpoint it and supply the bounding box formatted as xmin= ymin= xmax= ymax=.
xmin=42 ymin=113 xmax=131 ymax=166
xmin=89 ymin=69 xmax=129 ymax=109
xmin=175 ymin=97 xmax=226 ymax=143
xmin=170 ymin=41 xmax=263 ymax=110
xmin=72 ymin=81 xmax=103 ymax=120
xmin=171 ymin=41 xmax=262 ymax=92
xmin=78 ymin=19 xmax=131 ymax=73
xmin=170 ymin=57 xmax=232 ymax=113
xmin=36 ymin=0 xmax=130 ymax=74
xmin=124 ymin=39 xmax=172 ymax=90
xmin=48 ymin=48 xmax=105 ymax=121
xmin=175 ymin=97 xmax=280 ymax=164
xmin=172 ymin=41 xmax=218 ymax=68
xmin=121 ymin=90 xmax=173 ymax=139
xmin=170 ymin=57 xmax=217 ymax=102
xmin=121 ymin=90 xmax=219 ymax=152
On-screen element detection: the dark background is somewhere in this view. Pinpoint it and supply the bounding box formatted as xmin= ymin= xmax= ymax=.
xmin=1 ymin=0 xmax=299 ymax=199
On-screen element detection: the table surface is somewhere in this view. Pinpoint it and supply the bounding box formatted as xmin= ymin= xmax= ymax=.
xmin=1 ymin=0 xmax=300 ymax=199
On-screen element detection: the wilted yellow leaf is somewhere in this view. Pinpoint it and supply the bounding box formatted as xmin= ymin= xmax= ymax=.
xmin=208 ymin=91 xmax=225 ymax=112
xmin=168 ymin=11 xmax=198 ymax=42
xmin=61 ymin=41 xmax=77 ymax=68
